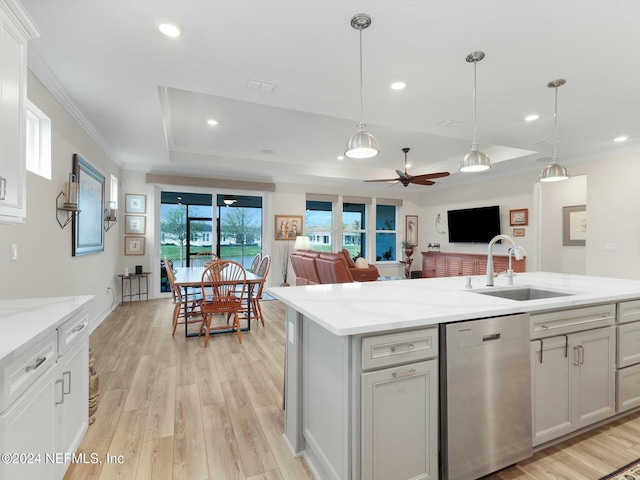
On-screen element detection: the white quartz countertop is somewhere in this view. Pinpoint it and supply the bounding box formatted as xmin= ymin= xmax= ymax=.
xmin=0 ymin=296 xmax=93 ymax=365
xmin=267 ymin=273 xmax=640 ymax=336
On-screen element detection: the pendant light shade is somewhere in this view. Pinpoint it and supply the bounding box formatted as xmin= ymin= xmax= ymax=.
xmin=540 ymin=79 xmax=570 ymax=182
xmin=345 ymin=13 xmax=379 ymax=159
xmin=459 ymin=51 xmax=491 ymax=172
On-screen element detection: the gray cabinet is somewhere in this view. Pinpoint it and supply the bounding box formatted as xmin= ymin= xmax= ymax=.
xmin=531 ymin=325 xmax=615 ymax=446
xmin=616 ymin=300 xmax=640 ymax=412
xmin=0 ymin=1 xmax=39 ymax=223
xmin=361 ymin=359 xmax=438 ymax=480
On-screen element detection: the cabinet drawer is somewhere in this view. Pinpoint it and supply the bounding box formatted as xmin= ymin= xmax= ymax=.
xmin=362 ymin=327 xmax=437 ymax=370
xmin=57 ymin=308 xmax=89 ymax=356
xmin=531 ymin=304 xmax=615 ymax=339
xmin=617 ymin=322 xmax=640 ymax=368
xmin=1 ymin=330 xmax=56 ymax=413
xmin=617 ymin=364 xmax=640 ymax=413
xmin=618 ymin=300 xmax=640 ymax=325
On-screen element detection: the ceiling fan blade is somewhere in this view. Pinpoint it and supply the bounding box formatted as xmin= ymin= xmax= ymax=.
xmin=413 ymin=171 xmax=450 ymax=180
xmin=410 ymin=177 xmax=436 ymax=186
xmin=363 ymin=178 xmax=401 ymax=183
xmin=395 ymin=169 xmax=407 ymax=179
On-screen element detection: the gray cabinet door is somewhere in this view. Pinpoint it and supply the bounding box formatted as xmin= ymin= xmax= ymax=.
xmin=531 ymin=335 xmax=574 ymax=446
xmin=361 ymin=359 xmax=438 ymax=480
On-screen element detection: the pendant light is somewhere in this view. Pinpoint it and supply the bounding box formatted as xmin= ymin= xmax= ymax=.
xmin=459 ymin=51 xmax=491 ymax=172
xmin=345 ymin=13 xmax=379 ymax=159
xmin=540 ymin=79 xmax=570 ymax=182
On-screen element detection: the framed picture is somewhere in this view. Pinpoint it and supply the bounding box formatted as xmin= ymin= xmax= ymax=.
xmin=275 ymin=215 xmax=303 ymax=240
xmin=72 ymin=154 xmax=105 ymax=256
xmin=563 ymin=205 xmax=587 ymax=246
xmin=125 ymin=235 xmax=146 ymax=255
xmin=512 ymin=228 xmax=525 ymax=237
xmin=510 ymin=208 xmax=529 ymax=226
xmin=125 ymin=194 xmax=146 ymax=214
xmin=405 ymin=215 xmax=418 ymax=246
xmin=125 ymin=215 xmax=146 ymax=234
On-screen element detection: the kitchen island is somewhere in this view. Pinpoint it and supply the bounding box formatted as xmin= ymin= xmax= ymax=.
xmin=268 ymin=272 xmax=640 ymax=480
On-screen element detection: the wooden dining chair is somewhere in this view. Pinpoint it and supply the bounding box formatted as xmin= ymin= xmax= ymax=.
xmin=244 ymin=255 xmax=271 ymax=328
xmin=199 ymin=260 xmax=246 ymax=347
xmin=248 ymin=253 xmax=262 ymax=273
xmin=164 ymin=257 xmax=202 ymax=335
xmin=191 ymin=251 xmax=219 ymax=267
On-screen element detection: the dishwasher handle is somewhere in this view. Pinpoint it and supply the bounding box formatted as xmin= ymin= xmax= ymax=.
xmin=483 ymin=333 xmax=501 ymax=342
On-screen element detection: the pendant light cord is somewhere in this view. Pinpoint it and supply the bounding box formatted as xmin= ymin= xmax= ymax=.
xmin=472 ymin=59 xmax=478 ymax=145
xmin=552 ymin=85 xmax=558 ymax=162
xmin=358 ymin=26 xmax=364 ymax=124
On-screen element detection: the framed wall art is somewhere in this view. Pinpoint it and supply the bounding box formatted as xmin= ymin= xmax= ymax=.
xmin=512 ymin=228 xmax=525 ymax=237
xmin=275 ymin=215 xmax=303 ymax=240
xmin=125 ymin=194 xmax=146 ymax=214
xmin=509 ymin=208 xmax=528 ymax=226
xmin=125 ymin=215 xmax=146 ymax=235
xmin=405 ymin=215 xmax=418 ymax=246
xmin=72 ymin=154 xmax=105 ymax=256
xmin=563 ymin=205 xmax=587 ymax=246
xmin=125 ymin=235 xmax=146 ymax=255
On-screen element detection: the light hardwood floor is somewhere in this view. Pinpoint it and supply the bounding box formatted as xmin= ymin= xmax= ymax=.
xmin=67 ymin=298 xmax=640 ymax=480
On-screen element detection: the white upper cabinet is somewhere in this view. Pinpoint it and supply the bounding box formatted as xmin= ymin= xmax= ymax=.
xmin=0 ymin=0 xmax=40 ymax=223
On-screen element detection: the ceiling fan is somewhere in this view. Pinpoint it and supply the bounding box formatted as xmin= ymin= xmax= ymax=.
xmin=364 ymin=148 xmax=450 ymax=187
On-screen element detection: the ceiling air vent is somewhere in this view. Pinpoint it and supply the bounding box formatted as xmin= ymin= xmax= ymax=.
xmin=246 ymin=79 xmax=277 ymax=93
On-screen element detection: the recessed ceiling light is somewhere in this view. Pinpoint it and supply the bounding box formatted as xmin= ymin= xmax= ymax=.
xmin=406 ymin=163 xmax=412 ymax=168
xmin=206 ymin=119 xmax=218 ymax=126
xmin=524 ymin=114 xmax=539 ymax=122
xmin=158 ymin=22 xmax=182 ymax=38
xmin=614 ymin=136 xmax=628 ymax=142
xmin=390 ymin=81 xmax=406 ymax=90
xmin=337 ymin=155 xmax=344 ymax=161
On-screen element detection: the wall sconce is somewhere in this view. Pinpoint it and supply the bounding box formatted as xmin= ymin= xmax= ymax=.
xmin=55 ymin=173 xmax=80 ymax=228
xmin=104 ymin=201 xmax=117 ymax=231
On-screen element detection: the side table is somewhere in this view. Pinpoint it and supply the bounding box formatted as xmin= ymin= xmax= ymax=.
xmin=117 ymin=272 xmax=150 ymax=305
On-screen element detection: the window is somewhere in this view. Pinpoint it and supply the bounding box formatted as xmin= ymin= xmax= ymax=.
xmin=375 ymin=204 xmax=397 ymax=261
xmin=25 ymin=100 xmax=51 ymax=179
xmin=306 ymin=200 xmax=333 ymax=252
xmin=343 ymin=202 xmax=366 ymax=258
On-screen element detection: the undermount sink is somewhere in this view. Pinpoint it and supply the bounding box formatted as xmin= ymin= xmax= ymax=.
xmin=474 ymin=287 xmax=574 ymax=301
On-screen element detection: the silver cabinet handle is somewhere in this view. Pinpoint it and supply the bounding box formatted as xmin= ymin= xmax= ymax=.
xmin=26 ymin=356 xmax=46 ymax=372
xmin=579 ymin=345 xmax=585 ymax=365
xmin=573 ymin=346 xmax=581 ymax=366
xmin=392 ymin=368 xmax=417 ymax=379
xmin=63 ymin=370 xmax=71 ymax=395
xmin=55 ymin=379 xmax=65 ymax=405
xmin=391 ymin=343 xmax=415 ymax=353
xmin=71 ymin=323 xmax=86 ymax=334
xmin=0 ymin=176 xmax=6 ymax=201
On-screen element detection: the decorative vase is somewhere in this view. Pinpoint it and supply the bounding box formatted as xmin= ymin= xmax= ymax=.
xmin=88 ymin=348 xmax=99 ymax=425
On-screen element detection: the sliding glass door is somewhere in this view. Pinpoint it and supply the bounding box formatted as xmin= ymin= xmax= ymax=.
xmin=216 ymin=194 xmax=262 ymax=269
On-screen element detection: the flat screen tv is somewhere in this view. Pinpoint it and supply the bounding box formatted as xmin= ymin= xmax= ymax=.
xmin=447 ymin=205 xmax=501 ymax=243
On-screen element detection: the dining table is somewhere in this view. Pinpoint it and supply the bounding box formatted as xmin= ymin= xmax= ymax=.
xmin=173 ymin=265 xmax=264 ymax=338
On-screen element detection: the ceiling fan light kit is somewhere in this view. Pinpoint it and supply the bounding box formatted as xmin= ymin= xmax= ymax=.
xmin=540 ymin=79 xmax=570 ymax=182
xmin=345 ymin=13 xmax=380 ymax=159
xmin=459 ymin=51 xmax=491 ymax=173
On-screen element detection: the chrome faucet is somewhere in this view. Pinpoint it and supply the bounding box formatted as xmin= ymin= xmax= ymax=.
xmin=506 ymin=246 xmax=527 ymax=285
xmin=486 ymin=234 xmax=523 ymax=286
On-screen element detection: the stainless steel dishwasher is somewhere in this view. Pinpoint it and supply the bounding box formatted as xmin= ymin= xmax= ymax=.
xmin=440 ymin=314 xmax=532 ymax=480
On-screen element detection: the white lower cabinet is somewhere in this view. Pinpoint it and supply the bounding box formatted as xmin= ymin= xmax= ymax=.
xmin=531 ymin=326 xmax=615 ymax=446
xmin=361 ymin=359 xmax=438 ymax=480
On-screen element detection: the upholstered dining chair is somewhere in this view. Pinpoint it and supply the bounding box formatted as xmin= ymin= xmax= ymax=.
xmin=199 ymin=260 xmax=246 ymax=348
xmin=164 ymin=257 xmax=202 ymax=335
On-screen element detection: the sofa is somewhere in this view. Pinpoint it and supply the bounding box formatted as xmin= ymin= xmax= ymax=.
xmin=290 ymin=249 xmax=380 ymax=285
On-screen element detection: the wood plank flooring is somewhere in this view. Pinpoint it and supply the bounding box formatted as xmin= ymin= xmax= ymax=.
xmin=66 ymin=298 xmax=640 ymax=480
xmin=64 ymin=298 xmax=313 ymax=480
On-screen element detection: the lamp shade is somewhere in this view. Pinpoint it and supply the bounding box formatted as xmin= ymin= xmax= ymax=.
xmin=458 ymin=146 xmax=491 ymax=172
xmin=540 ymin=161 xmax=570 ymax=182
xmin=345 ymin=123 xmax=380 ymax=159
xmin=293 ymin=235 xmax=311 ymax=250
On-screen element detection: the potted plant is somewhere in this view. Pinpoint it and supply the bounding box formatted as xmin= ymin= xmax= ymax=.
xmin=402 ymin=240 xmax=415 ymax=258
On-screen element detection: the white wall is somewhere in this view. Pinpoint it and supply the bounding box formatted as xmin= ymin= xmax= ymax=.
xmin=0 ymin=71 xmax=121 ymax=328
xmin=539 ymin=175 xmax=587 ymax=274
xmin=417 ymin=172 xmax=539 ymax=270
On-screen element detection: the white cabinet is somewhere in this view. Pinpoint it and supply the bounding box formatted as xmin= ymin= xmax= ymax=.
xmin=531 ymin=325 xmax=615 ymax=446
xmin=0 ymin=301 xmax=89 ymax=480
xmin=0 ymin=1 xmax=39 ymax=223
xmin=361 ymin=359 xmax=438 ymax=480
xmin=360 ymin=328 xmax=438 ymax=480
